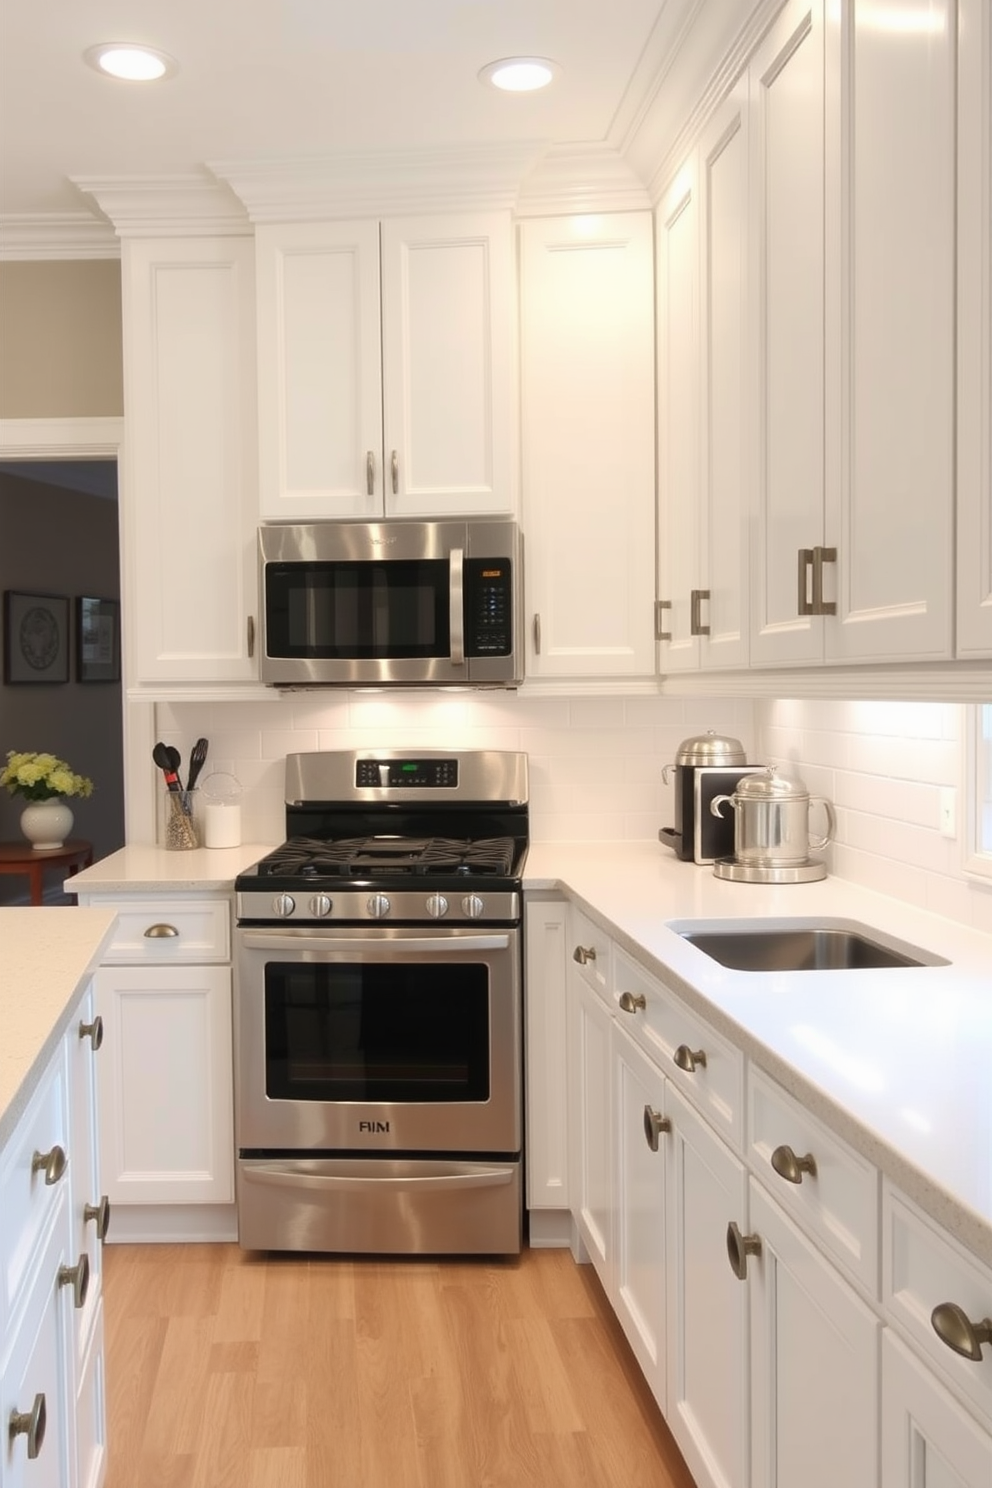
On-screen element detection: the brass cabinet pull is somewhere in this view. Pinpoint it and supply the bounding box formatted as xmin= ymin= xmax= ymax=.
xmin=533 ymin=613 xmax=542 ymax=655
xmin=9 ymin=1393 xmax=46 ymax=1459
xmin=655 ymin=599 xmax=672 ymax=642
xmin=812 ymin=546 xmax=837 ymax=615
xmin=79 ymin=1015 xmax=103 ymax=1050
xmin=643 ymin=1105 xmax=670 ymax=1152
xmin=618 ymin=991 xmax=647 ymax=1014
xmin=58 ymin=1253 xmax=90 ymax=1310
xmin=391 ymin=449 xmax=399 ymax=495
xmin=770 ymin=1144 xmax=817 ymax=1184
xmin=798 ymin=548 xmax=815 ymax=615
xmin=726 ymin=1220 xmax=761 ymax=1280
xmin=32 ymin=1144 xmax=67 ymax=1186
xmin=366 ymin=449 xmax=375 ymax=496
xmin=143 ymin=923 xmax=179 ymax=938
xmin=572 ymin=945 xmax=596 ymax=965
xmin=247 ymin=614 xmax=255 ymax=658
xmin=674 ymin=1043 xmax=706 ymax=1073
xmin=84 ymin=1195 xmax=112 ymax=1241
xmin=930 ymin=1302 xmax=992 ymax=1362
xmin=690 ymin=588 xmax=711 ymax=636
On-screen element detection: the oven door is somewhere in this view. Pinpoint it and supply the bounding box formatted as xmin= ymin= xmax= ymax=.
xmin=234 ymin=925 xmax=521 ymax=1155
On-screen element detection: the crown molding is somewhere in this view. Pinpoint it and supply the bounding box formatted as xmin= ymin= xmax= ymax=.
xmin=659 ymin=663 xmax=992 ymax=702
xmin=0 ymin=213 xmax=120 ymax=261
xmin=515 ymin=144 xmax=652 ymax=216
xmin=209 ymin=142 xmax=548 ymax=222
xmin=70 ymin=174 xmax=250 ymax=236
xmin=0 ymin=416 xmax=124 ymax=459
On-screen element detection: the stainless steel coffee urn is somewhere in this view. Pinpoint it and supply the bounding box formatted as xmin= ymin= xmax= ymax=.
xmin=659 ymin=731 xmax=757 ymax=864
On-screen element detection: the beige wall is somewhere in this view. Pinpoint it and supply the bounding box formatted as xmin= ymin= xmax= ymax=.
xmin=0 ymin=261 xmax=123 ymax=418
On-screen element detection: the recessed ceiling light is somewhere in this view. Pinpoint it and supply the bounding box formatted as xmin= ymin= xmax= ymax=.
xmin=479 ymin=57 xmax=558 ymax=93
xmin=84 ymin=43 xmax=177 ymax=82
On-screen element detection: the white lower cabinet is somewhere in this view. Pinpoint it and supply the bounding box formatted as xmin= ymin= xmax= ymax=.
xmin=882 ymin=1331 xmax=992 ymax=1488
xmin=568 ymin=970 xmax=613 ymax=1287
xmin=747 ymin=1179 xmax=880 ymax=1488
xmin=524 ymin=897 xmax=570 ymax=1223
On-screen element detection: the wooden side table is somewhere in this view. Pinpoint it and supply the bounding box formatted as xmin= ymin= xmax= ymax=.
xmin=0 ymin=840 xmax=94 ymax=906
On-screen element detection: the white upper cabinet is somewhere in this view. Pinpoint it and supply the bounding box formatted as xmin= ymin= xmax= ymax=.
xmin=657 ymin=84 xmax=750 ymax=674
xmin=750 ymin=0 xmax=955 ymax=667
xmin=519 ymin=212 xmax=656 ymax=680
xmin=255 ymin=213 xmax=516 ymax=520
xmin=957 ymin=0 xmax=992 ymax=658
xmin=123 ymin=236 xmax=259 ymax=687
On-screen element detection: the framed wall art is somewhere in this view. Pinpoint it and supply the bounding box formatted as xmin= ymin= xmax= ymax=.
xmin=3 ymin=590 xmax=70 ymax=684
xmin=76 ymin=595 xmax=121 ymax=683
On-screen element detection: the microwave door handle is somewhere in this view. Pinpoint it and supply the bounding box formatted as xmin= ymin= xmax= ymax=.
xmin=449 ymin=547 xmax=465 ymax=665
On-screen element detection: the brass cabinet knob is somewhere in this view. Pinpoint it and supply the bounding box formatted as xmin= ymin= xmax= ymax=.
xmin=58 ymin=1253 xmax=90 ymax=1310
xmin=931 ymin=1302 xmax=992 ymax=1362
xmin=143 ymin=922 xmax=179 ymax=938
xmin=572 ymin=945 xmax=596 ymax=965
xmin=79 ymin=1015 xmax=103 ymax=1050
xmin=643 ymin=1105 xmax=671 ymax=1152
xmin=618 ymin=991 xmax=647 ymax=1014
xmin=84 ymin=1195 xmax=112 ymax=1241
xmin=726 ymin=1220 xmax=762 ymax=1280
xmin=771 ymin=1144 xmax=817 ymax=1184
xmin=674 ymin=1043 xmax=707 ymax=1073
xmin=32 ymin=1144 xmax=67 ymax=1186
xmin=8 ymin=1393 xmax=46 ymax=1459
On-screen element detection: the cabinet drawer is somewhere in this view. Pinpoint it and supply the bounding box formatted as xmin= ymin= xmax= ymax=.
xmin=91 ymin=897 xmax=230 ymax=963
xmin=568 ymin=907 xmax=612 ymax=1004
xmin=883 ymin=1184 xmax=992 ymax=1431
xmin=613 ymin=947 xmax=743 ymax=1149
xmin=748 ymin=1067 xmax=879 ymax=1294
xmin=1 ymin=1051 xmax=70 ymax=1333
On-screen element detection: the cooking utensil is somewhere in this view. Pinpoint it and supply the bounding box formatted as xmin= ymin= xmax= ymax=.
xmin=165 ymin=745 xmax=184 ymax=789
xmin=186 ymin=737 xmax=209 ymax=792
xmin=153 ymin=741 xmax=180 ymax=791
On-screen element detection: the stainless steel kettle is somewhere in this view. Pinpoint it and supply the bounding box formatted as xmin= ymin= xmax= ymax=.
xmin=710 ymin=768 xmax=836 ymax=866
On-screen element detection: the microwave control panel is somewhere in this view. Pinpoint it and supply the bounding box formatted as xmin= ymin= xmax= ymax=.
xmin=464 ymin=558 xmax=513 ymax=656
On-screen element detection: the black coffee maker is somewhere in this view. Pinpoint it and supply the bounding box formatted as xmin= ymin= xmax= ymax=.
xmin=660 ymin=731 xmax=754 ymax=863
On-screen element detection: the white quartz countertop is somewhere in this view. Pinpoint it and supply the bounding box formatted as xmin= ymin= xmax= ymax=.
xmin=0 ymin=906 xmax=118 ymax=1148
xmin=525 ymin=841 xmax=992 ymax=1268
xmin=65 ymin=843 xmax=272 ymax=894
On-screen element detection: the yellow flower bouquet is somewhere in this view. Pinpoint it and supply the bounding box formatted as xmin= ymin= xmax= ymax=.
xmin=0 ymin=750 xmax=95 ymax=802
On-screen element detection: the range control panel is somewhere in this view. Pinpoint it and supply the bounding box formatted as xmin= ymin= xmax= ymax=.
xmin=355 ymin=758 xmax=459 ymax=789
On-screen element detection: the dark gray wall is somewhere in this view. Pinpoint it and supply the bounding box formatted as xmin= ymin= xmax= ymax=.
xmin=0 ymin=468 xmax=124 ymax=901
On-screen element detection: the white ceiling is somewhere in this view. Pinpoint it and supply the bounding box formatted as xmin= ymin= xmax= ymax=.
xmin=0 ymin=0 xmax=706 ymax=226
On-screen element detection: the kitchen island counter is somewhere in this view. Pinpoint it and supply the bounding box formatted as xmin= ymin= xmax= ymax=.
xmin=524 ymin=840 xmax=992 ymax=1267
xmin=0 ymin=905 xmax=117 ymax=1146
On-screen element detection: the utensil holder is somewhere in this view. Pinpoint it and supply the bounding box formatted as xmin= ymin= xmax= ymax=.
xmin=159 ymin=788 xmax=200 ymax=850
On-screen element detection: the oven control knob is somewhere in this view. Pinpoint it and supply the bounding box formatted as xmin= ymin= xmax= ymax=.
xmin=308 ymin=894 xmax=333 ymax=919
xmin=273 ymin=893 xmax=296 ymax=918
xmin=426 ymin=894 xmax=449 ymax=919
xmin=461 ymin=894 xmax=485 ymax=920
xmin=367 ymin=893 xmax=391 ymax=919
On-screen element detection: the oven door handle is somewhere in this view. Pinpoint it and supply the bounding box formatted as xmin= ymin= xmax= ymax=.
xmin=242 ymin=1161 xmax=515 ymax=1193
xmin=239 ymin=932 xmax=511 ymax=954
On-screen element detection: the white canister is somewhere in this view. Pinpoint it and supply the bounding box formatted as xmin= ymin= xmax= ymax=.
xmin=201 ymin=772 xmax=243 ymax=849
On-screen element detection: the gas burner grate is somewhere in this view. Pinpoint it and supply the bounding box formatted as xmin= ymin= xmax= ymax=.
xmin=257 ymin=835 xmax=517 ymax=878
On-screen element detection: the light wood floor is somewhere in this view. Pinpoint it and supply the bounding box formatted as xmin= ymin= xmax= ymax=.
xmin=103 ymin=1241 xmax=698 ymax=1488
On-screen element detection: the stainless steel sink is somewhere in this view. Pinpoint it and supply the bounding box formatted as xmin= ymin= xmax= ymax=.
xmin=673 ymin=920 xmax=947 ymax=972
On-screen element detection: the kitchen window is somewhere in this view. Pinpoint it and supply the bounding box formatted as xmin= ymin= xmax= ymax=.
xmin=967 ymin=703 xmax=992 ymax=877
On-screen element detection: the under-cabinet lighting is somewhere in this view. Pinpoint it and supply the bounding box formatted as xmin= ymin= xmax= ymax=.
xmin=479 ymin=57 xmax=558 ymax=92
xmin=85 ymin=43 xmax=177 ymax=82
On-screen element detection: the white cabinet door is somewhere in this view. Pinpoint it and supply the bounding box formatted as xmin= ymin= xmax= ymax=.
xmin=381 ymin=213 xmax=515 ymax=518
xmin=749 ymin=0 xmax=827 ymax=667
xmin=826 ymin=0 xmax=955 ymax=663
xmin=748 ymin=1179 xmax=880 ymax=1488
xmin=524 ymin=898 xmax=570 ymax=1214
xmin=519 ymin=212 xmax=656 ymax=679
xmin=66 ymin=984 xmax=106 ymax=1378
xmin=612 ymin=1021 xmax=668 ymax=1409
xmin=95 ymin=964 xmax=234 ymax=1205
xmin=957 ymin=0 xmax=992 ymax=658
xmin=665 ymin=1082 xmax=749 ymax=1488
xmin=0 ymin=1206 xmax=71 ymax=1488
xmin=568 ymin=973 xmax=613 ymax=1287
xmin=123 ymin=236 xmax=259 ymax=686
xmin=255 ymin=219 xmax=382 ymax=520
xmin=256 ymin=213 xmax=514 ymax=520
xmin=882 ymin=1331 xmax=992 ymax=1488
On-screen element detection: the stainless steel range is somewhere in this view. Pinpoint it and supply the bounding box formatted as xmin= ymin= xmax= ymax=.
xmin=233 ymin=749 xmax=528 ymax=1256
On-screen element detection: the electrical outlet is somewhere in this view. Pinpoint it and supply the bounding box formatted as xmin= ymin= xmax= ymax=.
xmin=938 ymin=787 xmax=957 ymax=839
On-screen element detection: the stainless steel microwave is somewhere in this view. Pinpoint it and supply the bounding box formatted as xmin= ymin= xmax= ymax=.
xmin=258 ymin=518 xmax=524 ymax=688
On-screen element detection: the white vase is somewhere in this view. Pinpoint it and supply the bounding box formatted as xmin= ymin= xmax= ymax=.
xmin=20 ymin=799 xmax=74 ymax=850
